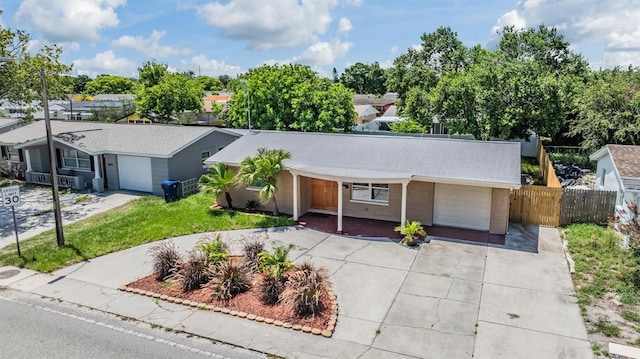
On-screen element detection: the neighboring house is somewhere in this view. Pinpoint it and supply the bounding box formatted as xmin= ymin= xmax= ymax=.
xmin=199 ymin=94 xmax=231 ymax=125
xmin=33 ymin=99 xmax=135 ymax=121
xmin=353 ymin=94 xmax=395 ymax=115
xmin=0 ymin=121 xmax=240 ymax=195
xmin=205 ymin=131 xmax=521 ymax=235
xmin=0 ymin=117 xmax=22 ymax=134
xmin=354 ymin=105 xmax=378 ymax=124
xmin=590 ymin=144 xmax=640 ymax=206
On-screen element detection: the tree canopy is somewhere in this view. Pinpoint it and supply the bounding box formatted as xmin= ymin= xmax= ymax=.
xmin=0 ymin=10 xmax=72 ymax=117
xmin=85 ymin=74 xmax=135 ymax=95
xmin=339 ymin=62 xmax=388 ymax=95
xmin=387 ymin=25 xmax=588 ymax=140
xmin=196 ymin=76 xmax=223 ymax=91
xmin=568 ymin=68 xmax=640 ymax=150
xmin=134 ymin=60 xmax=204 ymax=123
xmin=221 ymin=64 xmax=356 ymax=132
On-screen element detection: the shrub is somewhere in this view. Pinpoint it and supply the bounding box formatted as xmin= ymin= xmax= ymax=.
xmin=241 ymin=234 xmax=267 ymax=273
xmin=394 ymin=220 xmax=427 ymax=246
xmin=198 ymin=233 xmax=229 ymax=264
xmin=245 ymin=199 xmax=260 ymax=213
xmin=207 ymin=259 xmax=252 ymax=302
xmin=259 ymin=243 xmax=295 ymax=280
xmin=282 ymin=261 xmax=330 ymax=317
xmin=170 ymin=250 xmax=212 ymax=292
xmin=148 ymin=241 xmax=181 ymax=281
xmin=260 ymin=274 xmax=284 ymax=305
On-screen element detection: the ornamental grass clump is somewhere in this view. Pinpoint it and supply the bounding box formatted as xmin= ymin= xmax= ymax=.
xmin=171 ymin=250 xmax=212 ymax=292
xmin=207 ymin=259 xmax=252 ymax=302
xmin=148 ymin=240 xmax=181 ymax=281
xmin=282 ymin=261 xmax=330 ymax=317
xmin=241 ymin=234 xmax=267 ymax=273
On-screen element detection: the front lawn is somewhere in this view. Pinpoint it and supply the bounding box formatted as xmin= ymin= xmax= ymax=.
xmin=0 ymin=193 xmax=294 ymax=273
xmin=563 ymin=223 xmax=640 ymax=356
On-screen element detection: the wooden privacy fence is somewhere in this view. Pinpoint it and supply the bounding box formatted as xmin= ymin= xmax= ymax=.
xmin=537 ymin=141 xmax=562 ymax=188
xmin=510 ymin=185 xmax=617 ymax=227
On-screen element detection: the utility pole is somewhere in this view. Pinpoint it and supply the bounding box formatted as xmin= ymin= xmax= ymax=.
xmin=39 ymin=69 xmax=65 ymax=247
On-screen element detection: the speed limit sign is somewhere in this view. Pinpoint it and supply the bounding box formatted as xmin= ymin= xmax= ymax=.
xmin=1 ymin=185 xmax=21 ymax=207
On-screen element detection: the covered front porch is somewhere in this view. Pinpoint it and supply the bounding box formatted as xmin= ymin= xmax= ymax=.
xmin=298 ymin=213 xmax=506 ymax=244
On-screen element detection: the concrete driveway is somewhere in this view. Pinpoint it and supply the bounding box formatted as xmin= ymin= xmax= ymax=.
xmin=0 ymin=224 xmax=593 ymax=358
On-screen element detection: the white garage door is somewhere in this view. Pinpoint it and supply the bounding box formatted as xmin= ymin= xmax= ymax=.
xmin=433 ymin=183 xmax=492 ymax=231
xmin=117 ymin=155 xmax=153 ymax=193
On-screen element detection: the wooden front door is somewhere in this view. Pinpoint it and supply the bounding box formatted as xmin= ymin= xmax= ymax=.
xmin=310 ymin=179 xmax=338 ymax=211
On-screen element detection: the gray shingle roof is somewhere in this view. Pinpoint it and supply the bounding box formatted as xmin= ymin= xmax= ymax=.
xmin=206 ymin=131 xmax=521 ymax=187
xmin=0 ymin=121 xmax=233 ymax=158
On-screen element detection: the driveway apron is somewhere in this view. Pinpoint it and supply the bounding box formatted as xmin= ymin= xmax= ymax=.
xmin=0 ymin=225 xmax=593 ymax=358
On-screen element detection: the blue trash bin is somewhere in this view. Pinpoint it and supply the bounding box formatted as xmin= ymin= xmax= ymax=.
xmin=160 ymin=180 xmax=181 ymax=202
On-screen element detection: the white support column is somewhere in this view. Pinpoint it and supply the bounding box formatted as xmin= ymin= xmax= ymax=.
xmin=292 ymin=173 xmax=299 ymax=221
xmin=400 ymin=181 xmax=408 ymax=226
xmin=337 ymin=180 xmax=343 ymax=233
xmin=24 ymin=149 xmax=33 ymax=172
xmin=93 ymin=155 xmax=101 ymax=179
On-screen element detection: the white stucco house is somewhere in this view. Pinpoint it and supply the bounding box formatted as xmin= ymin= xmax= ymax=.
xmin=590 ymin=144 xmax=640 ymax=207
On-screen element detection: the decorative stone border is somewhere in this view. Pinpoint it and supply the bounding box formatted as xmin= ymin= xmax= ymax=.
xmin=119 ymin=282 xmax=338 ymax=338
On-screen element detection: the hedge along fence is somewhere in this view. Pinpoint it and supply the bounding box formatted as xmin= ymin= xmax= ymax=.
xmin=537 ymin=141 xmax=562 ymax=188
xmin=510 ymin=185 xmax=617 ymax=227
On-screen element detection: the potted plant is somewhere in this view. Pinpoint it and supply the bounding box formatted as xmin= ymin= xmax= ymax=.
xmin=394 ymin=220 xmax=427 ymax=246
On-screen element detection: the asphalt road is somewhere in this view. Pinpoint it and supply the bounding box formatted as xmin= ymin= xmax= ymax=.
xmin=0 ymin=289 xmax=266 ymax=359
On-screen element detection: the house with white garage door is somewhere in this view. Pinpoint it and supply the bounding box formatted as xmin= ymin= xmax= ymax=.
xmin=0 ymin=121 xmax=240 ymax=195
xmin=205 ymin=131 xmax=521 ymax=235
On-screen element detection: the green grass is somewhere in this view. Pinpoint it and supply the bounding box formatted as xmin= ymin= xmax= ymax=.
xmin=622 ymin=310 xmax=640 ymax=324
xmin=593 ymin=316 xmax=621 ymax=337
xmin=0 ymin=193 xmax=294 ymax=273
xmin=521 ymin=157 xmax=545 ymax=185
xmin=73 ymin=195 xmax=92 ymax=204
xmin=563 ymin=223 xmax=640 ymax=310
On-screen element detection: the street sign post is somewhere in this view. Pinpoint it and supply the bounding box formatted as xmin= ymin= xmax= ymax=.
xmin=1 ymin=185 xmax=22 ymax=256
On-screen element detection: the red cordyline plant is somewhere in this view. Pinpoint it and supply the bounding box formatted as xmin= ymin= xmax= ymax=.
xmin=610 ymin=200 xmax=640 ymax=251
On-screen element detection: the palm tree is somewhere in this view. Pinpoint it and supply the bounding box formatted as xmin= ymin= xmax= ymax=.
xmin=237 ymin=148 xmax=291 ymax=215
xmin=199 ymin=162 xmax=235 ymax=209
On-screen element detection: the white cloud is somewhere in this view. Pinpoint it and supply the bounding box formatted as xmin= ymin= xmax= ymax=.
xmin=180 ymin=55 xmax=243 ymax=77
xmin=72 ymin=50 xmax=137 ymax=77
xmin=112 ymin=30 xmax=191 ymax=58
xmin=290 ymin=39 xmax=352 ymax=66
xmin=197 ymin=0 xmax=339 ymax=50
xmin=15 ymin=0 xmax=125 ymax=42
xmin=390 ymin=46 xmax=398 ymax=54
xmin=491 ymin=0 xmax=640 ymax=67
xmin=338 ymin=17 xmax=352 ymax=33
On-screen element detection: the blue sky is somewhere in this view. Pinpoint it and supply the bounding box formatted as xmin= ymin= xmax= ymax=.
xmin=1 ymin=0 xmax=638 ymax=79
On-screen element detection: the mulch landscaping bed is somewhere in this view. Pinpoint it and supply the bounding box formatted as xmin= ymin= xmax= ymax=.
xmin=122 ymin=273 xmax=337 ymax=337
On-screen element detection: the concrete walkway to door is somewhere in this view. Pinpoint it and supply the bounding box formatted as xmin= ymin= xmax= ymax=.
xmin=0 ymin=223 xmax=592 ymax=358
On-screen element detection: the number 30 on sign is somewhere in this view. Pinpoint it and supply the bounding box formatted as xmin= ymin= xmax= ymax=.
xmin=1 ymin=185 xmax=21 ymax=207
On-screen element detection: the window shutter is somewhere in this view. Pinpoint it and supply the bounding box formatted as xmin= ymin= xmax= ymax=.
xmin=90 ymin=155 xmax=95 ymax=171
xmin=1 ymin=146 xmax=6 ymax=160
xmin=18 ymin=149 xmax=24 ymax=162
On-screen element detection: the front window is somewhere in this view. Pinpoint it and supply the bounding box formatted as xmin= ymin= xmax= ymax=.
xmin=6 ymin=147 xmax=21 ymax=162
xmin=351 ymin=183 xmax=389 ymax=203
xmin=201 ymin=150 xmax=211 ymax=164
xmin=62 ymin=149 xmax=91 ymax=170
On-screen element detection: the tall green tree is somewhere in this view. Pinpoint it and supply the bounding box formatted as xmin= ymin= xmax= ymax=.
xmin=569 ymin=68 xmax=640 ymax=150
xmin=0 ymin=10 xmax=72 ymax=117
xmin=218 ymin=74 xmax=232 ymax=88
xmin=199 ymin=162 xmax=235 ymax=209
xmin=73 ymin=74 xmax=92 ymax=93
xmin=236 ymin=148 xmax=291 ymax=216
xmin=340 ymin=62 xmax=387 ymax=95
xmin=135 ymin=60 xmax=204 ymax=123
xmin=387 ymin=26 xmax=468 ymax=104
xmin=85 ymin=74 xmax=135 ymax=95
xmin=196 ymin=75 xmax=223 ymax=91
xmin=222 ymin=64 xmax=355 ymax=132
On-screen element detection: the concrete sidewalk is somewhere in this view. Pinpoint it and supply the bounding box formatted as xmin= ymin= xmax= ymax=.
xmin=0 ymin=190 xmax=141 ymax=249
xmin=0 ymin=225 xmax=593 ymax=358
